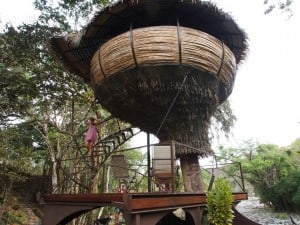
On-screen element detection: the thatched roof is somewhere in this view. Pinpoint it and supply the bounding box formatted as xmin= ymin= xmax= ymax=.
xmin=51 ymin=0 xmax=248 ymax=82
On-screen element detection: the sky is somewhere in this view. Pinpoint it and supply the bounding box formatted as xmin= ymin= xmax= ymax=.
xmin=213 ymin=0 xmax=300 ymax=148
xmin=1 ymin=0 xmax=300 ymax=148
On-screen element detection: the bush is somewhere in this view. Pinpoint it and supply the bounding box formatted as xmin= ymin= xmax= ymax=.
xmin=1 ymin=209 xmax=29 ymax=225
xmin=270 ymin=170 xmax=300 ymax=211
xmin=206 ymin=178 xmax=234 ymax=225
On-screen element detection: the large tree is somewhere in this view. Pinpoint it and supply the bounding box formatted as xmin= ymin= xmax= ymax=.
xmin=1 ymin=16 xmax=147 ymax=223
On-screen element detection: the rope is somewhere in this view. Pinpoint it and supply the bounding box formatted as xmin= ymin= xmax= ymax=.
xmin=176 ymin=18 xmax=182 ymax=64
xmin=155 ymin=70 xmax=191 ymax=138
xmin=216 ymin=40 xmax=225 ymax=77
xmin=130 ymin=22 xmax=138 ymax=67
xmin=98 ymin=45 xmax=107 ymax=79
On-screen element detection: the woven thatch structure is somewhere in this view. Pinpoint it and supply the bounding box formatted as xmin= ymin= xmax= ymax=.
xmin=51 ymin=0 xmax=248 ymax=157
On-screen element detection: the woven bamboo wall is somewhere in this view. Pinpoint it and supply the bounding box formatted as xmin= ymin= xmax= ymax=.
xmin=91 ymin=26 xmax=236 ymax=90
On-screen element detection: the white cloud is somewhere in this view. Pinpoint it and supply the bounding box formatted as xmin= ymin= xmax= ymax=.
xmin=0 ymin=0 xmax=39 ymax=26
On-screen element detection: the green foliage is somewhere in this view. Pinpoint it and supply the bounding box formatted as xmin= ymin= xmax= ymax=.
xmin=0 ymin=124 xmax=45 ymax=174
xmin=207 ymin=178 xmax=234 ymax=225
xmin=201 ymin=169 xmax=214 ymax=191
xmin=1 ymin=209 xmax=29 ymax=225
xmin=287 ymin=138 xmax=300 ymax=165
xmin=0 ymin=17 xmax=139 ymax=195
xmin=270 ymin=170 xmax=300 ymax=211
xmin=275 ymin=212 xmax=289 ymax=220
xmin=212 ymin=100 xmax=236 ymax=139
xmin=264 ymin=0 xmax=293 ymax=16
xmin=33 ymin=0 xmax=111 ymax=30
xmin=0 ymin=20 xmax=97 ymax=194
xmin=0 ymin=167 xmax=32 ymax=225
xmin=219 ymin=140 xmax=300 ymax=212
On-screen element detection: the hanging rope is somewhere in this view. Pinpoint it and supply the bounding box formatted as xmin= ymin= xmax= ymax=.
xmin=155 ymin=70 xmax=191 ymax=138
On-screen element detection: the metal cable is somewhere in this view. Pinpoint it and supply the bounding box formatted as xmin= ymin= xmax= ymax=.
xmin=155 ymin=70 xmax=191 ymax=138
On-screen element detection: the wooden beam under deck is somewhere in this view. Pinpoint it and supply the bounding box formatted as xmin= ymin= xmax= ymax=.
xmin=40 ymin=192 xmax=248 ymax=211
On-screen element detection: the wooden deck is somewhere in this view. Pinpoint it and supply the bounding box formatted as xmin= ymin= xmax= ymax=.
xmin=39 ymin=192 xmax=250 ymax=225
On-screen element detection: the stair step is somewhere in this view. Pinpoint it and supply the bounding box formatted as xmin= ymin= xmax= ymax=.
xmin=20 ymin=203 xmax=42 ymax=225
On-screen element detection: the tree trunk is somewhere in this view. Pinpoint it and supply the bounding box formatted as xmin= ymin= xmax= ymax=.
xmin=179 ymin=155 xmax=204 ymax=192
xmin=89 ymin=170 xmax=100 ymax=193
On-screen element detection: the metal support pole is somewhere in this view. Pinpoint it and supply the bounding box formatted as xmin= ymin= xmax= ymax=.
xmin=239 ymin=162 xmax=246 ymax=193
xmin=147 ymin=132 xmax=151 ymax=192
xmin=171 ymin=141 xmax=175 ymax=193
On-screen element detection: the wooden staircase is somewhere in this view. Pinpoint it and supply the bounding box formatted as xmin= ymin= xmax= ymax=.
xmin=20 ymin=203 xmax=42 ymax=225
xmin=64 ymin=117 xmax=142 ymax=188
xmin=95 ymin=126 xmax=139 ymax=157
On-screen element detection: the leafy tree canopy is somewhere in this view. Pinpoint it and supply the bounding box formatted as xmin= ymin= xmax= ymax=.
xmin=219 ymin=139 xmax=300 ymax=211
xmin=264 ymin=0 xmax=293 ymax=16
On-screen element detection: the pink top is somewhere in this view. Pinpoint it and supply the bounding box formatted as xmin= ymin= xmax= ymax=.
xmin=85 ymin=125 xmax=97 ymax=143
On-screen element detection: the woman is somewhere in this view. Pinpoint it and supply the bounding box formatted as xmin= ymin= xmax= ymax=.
xmin=84 ymin=117 xmax=101 ymax=158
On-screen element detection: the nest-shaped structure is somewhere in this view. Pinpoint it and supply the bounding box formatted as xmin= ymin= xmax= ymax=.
xmin=51 ymin=0 xmax=248 ymax=156
xmin=91 ymin=26 xmax=236 ymax=94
